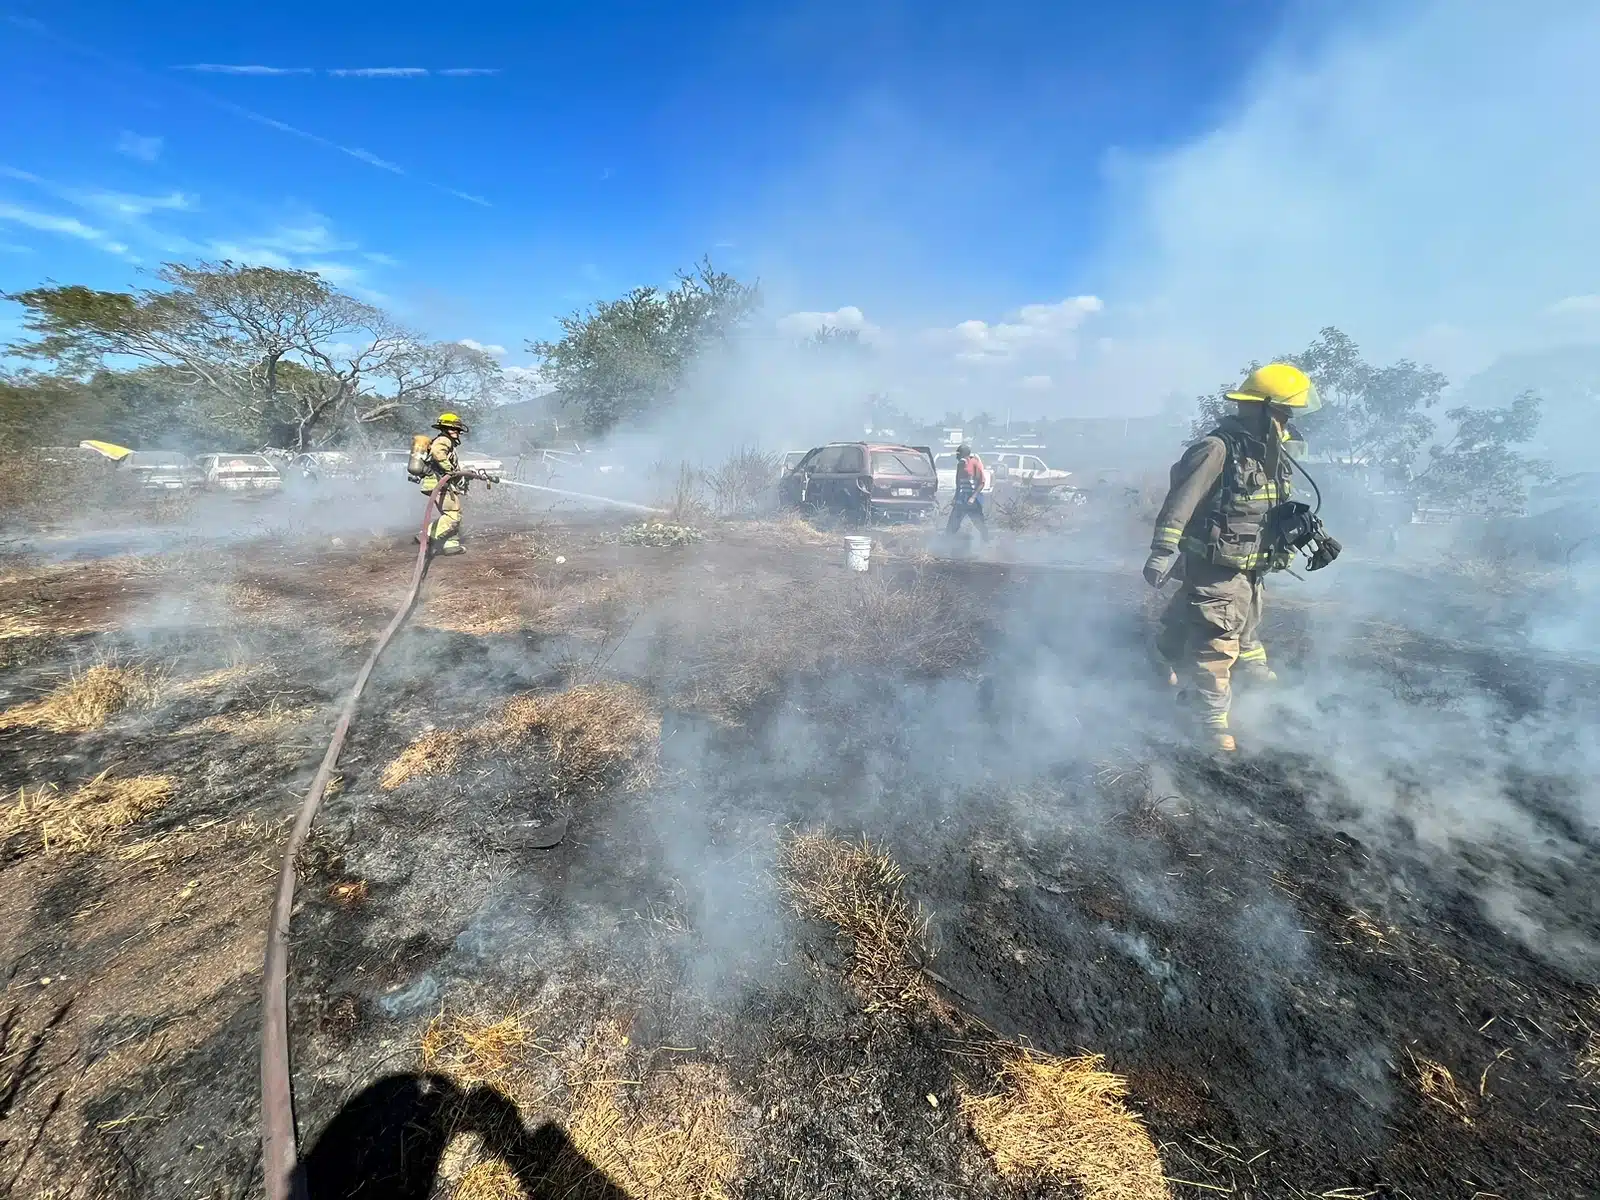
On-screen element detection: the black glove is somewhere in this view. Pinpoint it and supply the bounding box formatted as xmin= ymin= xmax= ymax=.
xmin=1143 ymin=548 xmax=1176 ymax=589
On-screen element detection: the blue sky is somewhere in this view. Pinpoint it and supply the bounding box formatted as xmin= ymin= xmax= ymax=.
xmin=3 ymin=2 xmax=1599 ymax=417
xmin=0 ymin=4 xmax=1291 ymax=352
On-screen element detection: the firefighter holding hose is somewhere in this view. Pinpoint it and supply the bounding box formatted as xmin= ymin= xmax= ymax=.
xmin=412 ymin=412 xmax=488 ymax=556
xmin=1144 ymin=363 xmax=1325 ymax=753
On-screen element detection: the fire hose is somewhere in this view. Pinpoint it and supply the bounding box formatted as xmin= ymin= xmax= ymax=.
xmin=258 ymin=470 xmax=662 ymax=1199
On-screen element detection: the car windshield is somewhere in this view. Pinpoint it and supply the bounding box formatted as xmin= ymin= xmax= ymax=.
xmin=127 ymin=452 xmax=191 ymax=469
xmin=871 ymin=450 xmax=934 ymax=478
xmin=215 ymin=455 xmax=273 ymax=469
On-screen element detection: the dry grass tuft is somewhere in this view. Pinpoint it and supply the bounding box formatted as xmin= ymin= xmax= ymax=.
xmin=382 ymin=728 xmax=466 ymax=790
xmin=1580 ymin=993 xmax=1600 ymax=1083
xmin=422 ymin=1009 xmax=743 ymax=1200
xmin=777 ymin=830 xmax=940 ymax=1016
xmin=492 ymin=683 xmax=659 ymax=795
xmin=3 ymin=770 xmax=176 ymax=853
xmin=562 ymin=1021 xmax=741 ymax=1199
xmin=452 ymin=1159 xmax=524 ymax=1200
xmin=422 ymin=587 xmax=525 ymax=636
xmin=187 ymin=702 xmax=315 ymax=738
xmin=328 ymin=879 xmax=369 ymax=907
xmin=176 ymin=663 xmax=255 ymax=694
xmin=0 ymin=663 xmax=160 ymax=732
xmin=382 ymin=683 xmax=660 ymax=797
xmin=422 ymin=1011 xmax=536 ymax=1091
xmin=1407 ymin=1050 xmax=1474 ymax=1123
xmin=961 ymin=1048 xmax=1171 ymax=1200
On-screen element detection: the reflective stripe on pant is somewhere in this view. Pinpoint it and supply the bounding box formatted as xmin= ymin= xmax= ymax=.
xmin=428 ymin=490 xmax=463 ymax=547
xmin=1156 ymin=557 xmax=1265 ymax=730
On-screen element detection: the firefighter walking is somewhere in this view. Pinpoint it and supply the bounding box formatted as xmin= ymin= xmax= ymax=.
xmin=1144 ymin=363 xmax=1321 ymax=752
xmin=946 ymin=443 xmax=989 ymax=540
xmin=416 ymin=412 xmax=472 ymax=555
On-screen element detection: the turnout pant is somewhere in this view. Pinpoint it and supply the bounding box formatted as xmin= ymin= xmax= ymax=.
xmin=424 ymin=487 xmax=463 ymax=549
xmin=1156 ymin=557 xmax=1269 ymax=734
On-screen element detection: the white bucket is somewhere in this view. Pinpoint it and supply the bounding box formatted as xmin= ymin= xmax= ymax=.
xmin=844 ymin=535 xmax=873 ymax=572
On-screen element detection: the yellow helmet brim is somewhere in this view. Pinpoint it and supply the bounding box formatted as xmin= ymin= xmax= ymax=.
xmin=1226 ymin=381 xmax=1321 ymax=412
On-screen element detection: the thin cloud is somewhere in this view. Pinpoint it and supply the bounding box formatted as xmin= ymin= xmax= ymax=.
xmin=439 ymin=68 xmax=500 ymax=76
xmin=178 ymin=64 xmax=314 ymax=75
xmin=79 ymin=190 xmax=193 ymax=217
xmin=116 ymin=131 xmax=163 ymax=162
xmin=328 ymin=67 xmax=428 ymax=78
xmin=458 ymin=339 xmax=507 ymax=356
xmin=8 ymin=17 xmax=490 ymax=208
xmin=0 ymin=202 xmax=133 ymax=258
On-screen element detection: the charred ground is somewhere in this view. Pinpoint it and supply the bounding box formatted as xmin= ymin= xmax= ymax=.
xmin=1 ymin=508 xmax=1597 ymax=1199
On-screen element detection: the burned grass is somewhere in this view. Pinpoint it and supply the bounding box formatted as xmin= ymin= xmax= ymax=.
xmin=1406 ymin=1050 xmax=1476 ymax=1124
xmin=383 ymin=682 xmax=660 ymax=796
xmin=960 ymin=1046 xmax=1171 ymax=1200
xmin=778 ymin=830 xmax=944 ymax=1017
xmin=0 ymin=662 xmax=160 ymax=732
xmin=184 ymin=701 xmax=316 ymax=738
xmin=4 ymin=770 xmax=175 ymax=854
xmin=666 ymin=566 xmax=985 ymax=724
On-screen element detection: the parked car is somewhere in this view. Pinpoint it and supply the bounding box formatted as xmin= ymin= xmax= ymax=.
xmin=118 ymin=450 xmax=202 ymax=492
xmin=991 ymin=452 xmax=1072 ymax=486
xmin=779 ymin=442 xmax=938 ymax=521
xmin=195 ymin=452 xmax=283 ymax=493
xmin=933 ymin=452 xmax=995 ymax=496
xmin=458 ymin=451 xmax=506 ymax=476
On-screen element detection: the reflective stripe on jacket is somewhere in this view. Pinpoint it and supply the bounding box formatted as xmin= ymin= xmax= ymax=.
xmin=1151 ymin=416 xmax=1291 ymax=573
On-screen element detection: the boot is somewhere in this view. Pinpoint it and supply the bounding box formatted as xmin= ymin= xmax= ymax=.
xmin=438 ymin=539 xmax=466 ymax=556
xmin=1207 ymin=730 xmax=1237 ymax=753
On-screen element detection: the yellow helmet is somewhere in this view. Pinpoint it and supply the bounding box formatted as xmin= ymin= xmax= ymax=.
xmin=1226 ymin=363 xmax=1321 ymax=412
xmin=434 ymin=412 xmax=469 ymax=433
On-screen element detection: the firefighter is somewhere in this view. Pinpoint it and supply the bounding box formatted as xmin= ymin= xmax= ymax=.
xmin=1144 ymin=363 xmax=1321 ymax=752
xmin=946 ymin=443 xmax=989 ymax=539
xmin=421 ymin=412 xmax=470 ymax=555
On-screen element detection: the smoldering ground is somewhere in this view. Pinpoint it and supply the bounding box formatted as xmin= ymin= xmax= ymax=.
xmin=2 ymin=479 xmax=1598 ymax=1199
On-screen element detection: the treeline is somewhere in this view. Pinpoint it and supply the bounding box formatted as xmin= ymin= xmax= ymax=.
xmin=2 ymin=262 xmax=500 ymax=451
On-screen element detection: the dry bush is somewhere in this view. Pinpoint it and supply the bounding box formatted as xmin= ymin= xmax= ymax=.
xmin=3 ymin=770 xmax=175 ymax=853
xmin=993 ymin=491 xmax=1049 ymax=534
xmin=0 ymin=663 xmax=160 ymax=732
xmin=1406 ymin=1050 xmax=1473 ymax=1124
xmin=777 ymin=830 xmax=941 ymax=1016
xmin=382 ymin=729 xmax=465 ymax=790
xmin=961 ymin=1048 xmax=1171 ymax=1200
xmin=382 ymin=683 xmax=659 ymax=796
xmin=651 ymin=460 xmax=711 ymax=524
xmin=706 ymin=446 xmax=781 ymax=517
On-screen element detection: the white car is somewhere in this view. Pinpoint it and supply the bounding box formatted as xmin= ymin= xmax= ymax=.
xmin=195 ymin=452 xmax=283 ymax=493
xmin=457 ymin=451 xmax=505 ymax=475
xmin=991 ymin=452 xmax=1072 ymax=485
xmin=933 ymin=453 xmax=994 ymax=496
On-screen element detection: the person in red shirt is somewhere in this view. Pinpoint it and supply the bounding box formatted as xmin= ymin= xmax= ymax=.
xmin=946 ymin=442 xmax=989 ymax=539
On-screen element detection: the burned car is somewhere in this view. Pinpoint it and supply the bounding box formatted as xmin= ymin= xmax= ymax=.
xmin=779 ymin=442 xmax=938 ymax=521
xmin=195 ymin=452 xmax=283 ymax=494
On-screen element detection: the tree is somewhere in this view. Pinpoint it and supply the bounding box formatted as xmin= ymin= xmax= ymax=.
xmin=1194 ymin=325 xmax=1548 ymax=516
xmin=1412 ymin=390 xmax=1551 ymax=516
xmin=1193 ymin=326 xmax=1446 ymax=471
xmin=5 ymin=262 xmax=497 ymax=449
xmin=527 ymin=258 xmax=759 ymax=435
